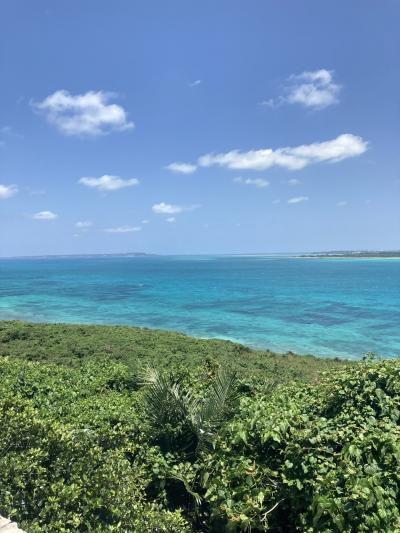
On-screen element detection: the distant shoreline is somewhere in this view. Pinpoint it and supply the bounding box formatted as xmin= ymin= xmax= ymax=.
xmin=298 ymin=255 xmax=400 ymax=260
xmin=1 ymin=251 xmax=400 ymax=260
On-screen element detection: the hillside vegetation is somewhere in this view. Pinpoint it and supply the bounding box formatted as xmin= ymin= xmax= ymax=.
xmin=1 ymin=321 xmax=399 ymax=532
xmin=0 ymin=321 xmax=343 ymax=384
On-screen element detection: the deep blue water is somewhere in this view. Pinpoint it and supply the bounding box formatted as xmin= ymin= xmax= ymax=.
xmin=0 ymin=255 xmax=399 ymax=359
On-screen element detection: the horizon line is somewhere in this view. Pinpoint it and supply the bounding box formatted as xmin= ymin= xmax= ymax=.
xmin=1 ymin=250 xmax=400 ymax=260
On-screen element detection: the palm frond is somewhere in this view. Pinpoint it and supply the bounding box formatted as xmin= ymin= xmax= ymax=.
xmin=140 ymin=368 xmax=187 ymax=447
xmin=140 ymin=366 xmax=239 ymax=455
xmin=192 ymin=368 xmax=239 ymax=453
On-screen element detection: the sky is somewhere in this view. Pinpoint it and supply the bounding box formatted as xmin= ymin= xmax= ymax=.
xmin=0 ymin=0 xmax=399 ymax=256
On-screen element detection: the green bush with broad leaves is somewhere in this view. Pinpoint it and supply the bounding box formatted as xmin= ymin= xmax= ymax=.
xmin=1 ymin=321 xmax=399 ymax=532
xmin=0 ymin=357 xmax=190 ymax=532
xmin=203 ymin=358 xmax=400 ymax=532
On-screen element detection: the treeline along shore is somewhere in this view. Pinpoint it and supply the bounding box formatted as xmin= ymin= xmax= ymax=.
xmin=0 ymin=320 xmax=399 ymax=531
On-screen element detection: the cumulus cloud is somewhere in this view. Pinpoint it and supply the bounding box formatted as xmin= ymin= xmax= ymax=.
xmin=75 ymin=221 xmax=93 ymax=229
xmin=79 ymin=175 xmax=139 ymax=191
xmin=263 ymin=69 xmax=341 ymax=110
xmin=166 ymin=217 xmax=176 ymax=223
xmin=288 ymin=196 xmax=309 ymax=204
xmin=198 ymin=134 xmax=367 ymax=172
xmin=0 ymin=184 xmax=18 ymax=199
xmin=233 ymin=177 xmax=269 ymax=188
xmin=288 ymin=178 xmax=301 ymax=186
xmin=152 ymin=202 xmax=200 ymax=214
xmin=33 ymin=90 xmax=134 ymax=136
xmin=33 ymin=210 xmax=58 ymax=219
xmin=165 ymin=162 xmax=197 ymax=174
xmin=286 ymin=69 xmax=341 ymax=109
xmin=104 ymin=226 xmax=142 ymax=233
xmin=189 ymin=80 xmax=202 ymax=87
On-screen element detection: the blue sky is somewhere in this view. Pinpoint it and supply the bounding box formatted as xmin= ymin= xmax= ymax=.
xmin=0 ymin=0 xmax=399 ymax=256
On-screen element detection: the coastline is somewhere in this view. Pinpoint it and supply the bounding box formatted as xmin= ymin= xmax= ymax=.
xmin=297 ymin=255 xmax=400 ymax=260
xmin=1 ymin=251 xmax=400 ymax=261
xmin=0 ymin=317 xmax=353 ymax=361
xmin=0 ymin=319 xmax=348 ymax=378
xmin=1 ymin=255 xmax=398 ymax=360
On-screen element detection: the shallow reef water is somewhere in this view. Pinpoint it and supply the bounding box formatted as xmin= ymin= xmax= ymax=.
xmin=0 ymin=255 xmax=399 ymax=359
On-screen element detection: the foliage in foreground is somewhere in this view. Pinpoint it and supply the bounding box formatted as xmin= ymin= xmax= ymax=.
xmin=0 ymin=322 xmax=399 ymax=532
xmin=205 ymin=358 xmax=400 ymax=531
xmin=0 ymin=357 xmax=189 ymax=532
xmin=141 ymin=366 xmax=239 ymax=456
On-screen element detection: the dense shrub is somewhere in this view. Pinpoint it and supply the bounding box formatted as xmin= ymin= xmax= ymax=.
xmin=203 ymin=359 xmax=400 ymax=531
xmin=0 ymin=358 xmax=189 ymax=532
xmin=0 ymin=320 xmax=344 ymax=383
xmin=0 ymin=322 xmax=398 ymax=532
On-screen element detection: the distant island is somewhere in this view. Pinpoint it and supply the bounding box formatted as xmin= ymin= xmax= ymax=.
xmin=0 ymin=252 xmax=156 ymax=260
xmin=299 ymin=250 xmax=400 ymax=258
xmin=2 ymin=251 xmax=400 ymax=261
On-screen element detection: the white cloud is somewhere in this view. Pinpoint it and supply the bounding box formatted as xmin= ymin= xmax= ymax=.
xmin=79 ymin=175 xmax=139 ymax=191
xmin=189 ymin=80 xmax=202 ymax=87
xmin=233 ymin=177 xmax=269 ymax=188
xmin=33 ymin=210 xmax=58 ymax=220
xmin=152 ymin=202 xmax=182 ymax=214
xmin=286 ymin=70 xmax=341 ymax=109
xmin=141 ymin=219 xmax=150 ymax=224
xmin=75 ymin=221 xmax=93 ymax=229
xmin=260 ymin=98 xmax=275 ymax=108
xmin=152 ymin=202 xmax=200 ymax=215
xmin=288 ymin=196 xmax=309 ymax=204
xmin=165 ymin=162 xmax=197 ymax=174
xmin=264 ymin=69 xmax=341 ymax=110
xmin=288 ymin=178 xmax=301 ymax=186
xmin=166 ymin=217 xmax=176 ymax=223
xmin=337 ymin=200 xmax=347 ymax=207
xmin=198 ymin=134 xmax=367 ymax=171
xmin=0 ymin=184 xmax=18 ymax=199
xmin=104 ymin=225 xmax=142 ymax=233
xmin=33 ymin=90 xmax=134 ymax=136
xmin=272 ymin=199 xmax=281 ymax=204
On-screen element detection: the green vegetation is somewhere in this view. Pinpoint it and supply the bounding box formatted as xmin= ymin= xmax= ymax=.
xmin=1 ymin=321 xmax=399 ymax=532
xmin=0 ymin=320 xmax=343 ymax=384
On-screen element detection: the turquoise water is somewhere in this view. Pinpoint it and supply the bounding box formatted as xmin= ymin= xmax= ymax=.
xmin=0 ymin=255 xmax=399 ymax=359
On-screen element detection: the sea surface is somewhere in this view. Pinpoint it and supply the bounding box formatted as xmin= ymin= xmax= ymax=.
xmin=0 ymin=255 xmax=399 ymax=359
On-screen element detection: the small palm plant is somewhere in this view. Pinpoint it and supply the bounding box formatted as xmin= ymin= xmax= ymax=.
xmin=141 ymin=366 xmax=239 ymax=456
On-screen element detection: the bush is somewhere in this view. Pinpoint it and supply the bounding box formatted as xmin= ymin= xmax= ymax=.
xmin=203 ymin=359 xmax=400 ymax=531
xmin=0 ymin=358 xmax=189 ymax=532
xmin=0 ymin=323 xmax=397 ymax=532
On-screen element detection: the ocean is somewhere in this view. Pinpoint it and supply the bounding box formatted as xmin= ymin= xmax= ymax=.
xmin=0 ymin=255 xmax=399 ymax=359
